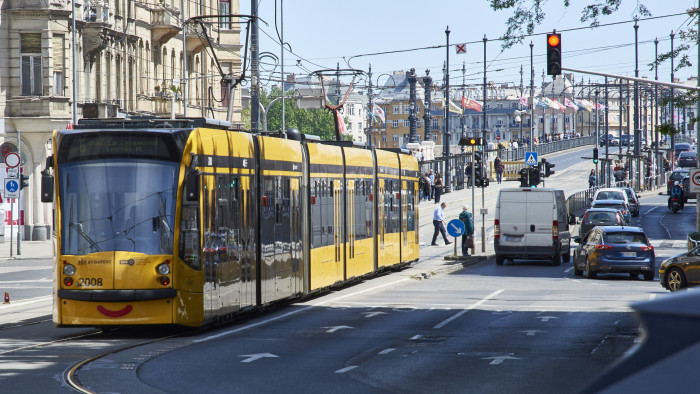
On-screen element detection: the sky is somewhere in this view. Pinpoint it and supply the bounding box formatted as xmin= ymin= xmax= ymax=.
xmin=239 ymin=1 xmax=698 ymax=93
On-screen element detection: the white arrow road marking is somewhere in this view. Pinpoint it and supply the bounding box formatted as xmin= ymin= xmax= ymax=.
xmin=378 ymin=348 xmax=395 ymax=355
xmin=535 ymin=316 xmax=557 ymax=322
xmin=335 ymin=366 xmax=358 ymax=373
xmin=482 ymin=355 xmax=520 ymax=365
xmin=239 ymin=353 xmax=278 ymax=363
xmin=520 ymin=330 xmax=547 ymax=336
xmin=322 ymin=325 xmax=353 ymax=333
xmin=362 ymin=311 xmax=387 ymax=318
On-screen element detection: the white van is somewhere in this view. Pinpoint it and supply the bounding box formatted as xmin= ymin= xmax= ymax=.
xmin=494 ymin=188 xmax=573 ymax=266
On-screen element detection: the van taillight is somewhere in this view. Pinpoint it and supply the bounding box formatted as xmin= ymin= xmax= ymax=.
xmin=494 ymin=219 xmax=500 ymax=239
xmin=552 ymin=220 xmax=558 ymax=240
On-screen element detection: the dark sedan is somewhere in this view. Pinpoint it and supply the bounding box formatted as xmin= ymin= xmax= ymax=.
xmin=579 ymin=208 xmax=624 ymax=238
xmin=659 ymin=246 xmax=700 ymax=291
xmin=590 ymin=200 xmax=631 ymax=224
xmin=677 ymin=151 xmax=697 ymax=167
xmin=573 ymin=226 xmax=655 ymax=280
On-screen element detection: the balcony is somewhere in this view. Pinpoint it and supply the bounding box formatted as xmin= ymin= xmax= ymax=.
xmin=185 ymin=22 xmax=212 ymax=53
xmin=80 ymin=101 xmax=120 ymax=118
xmin=151 ymin=8 xmax=181 ymax=44
xmin=81 ymin=3 xmax=112 ymax=57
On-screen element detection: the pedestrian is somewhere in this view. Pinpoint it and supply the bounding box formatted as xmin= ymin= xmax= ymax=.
xmin=433 ymin=173 xmax=443 ymax=203
xmin=428 ymin=169 xmax=435 ymax=200
xmin=459 ymin=204 xmax=474 ymax=256
xmin=422 ymin=173 xmax=431 ymax=201
xmin=494 ymin=157 xmax=504 ymax=184
xmin=418 ymin=173 xmax=428 ymax=202
xmin=431 ymin=202 xmax=451 ymax=246
xmin=588 ymin=169 xmax=596 ymax=189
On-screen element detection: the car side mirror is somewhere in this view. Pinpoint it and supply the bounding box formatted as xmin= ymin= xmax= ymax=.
xmin=568 ymin=214 xmax=576 ymax=225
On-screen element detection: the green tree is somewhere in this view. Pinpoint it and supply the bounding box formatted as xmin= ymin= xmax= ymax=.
xmin=241 ymin=87 xmax=351 ymax=141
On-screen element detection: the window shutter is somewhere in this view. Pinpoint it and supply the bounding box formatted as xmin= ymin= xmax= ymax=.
xmin=53 ymin=35 xmax=64 ymax=69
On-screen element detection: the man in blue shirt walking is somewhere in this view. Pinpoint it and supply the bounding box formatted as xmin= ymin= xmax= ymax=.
xmin=431 ymin=202 xmax=452 ymax=246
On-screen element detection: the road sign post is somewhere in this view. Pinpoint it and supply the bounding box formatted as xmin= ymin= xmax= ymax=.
xmin=447 ymin=219 xmax=465 ymax=257
xmin=690 ymin=169 xmax=700 ymax=194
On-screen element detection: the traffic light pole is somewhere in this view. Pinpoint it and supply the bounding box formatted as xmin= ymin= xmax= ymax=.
xmin=16 ymin=128 xmax=21 ymax=256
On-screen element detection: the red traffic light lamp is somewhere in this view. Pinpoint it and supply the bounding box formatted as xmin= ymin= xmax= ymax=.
xmin=546 ymin=31 xmax=562 ymax=76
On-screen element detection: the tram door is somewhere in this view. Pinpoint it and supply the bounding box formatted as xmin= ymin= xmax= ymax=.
xmin=202 ymin=177 xmax=215 ymax=319
xmin=377 ymin=179 xmax=386 ymax=266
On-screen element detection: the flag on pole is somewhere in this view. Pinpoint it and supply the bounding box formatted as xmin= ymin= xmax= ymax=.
xmin=372 ymin=104 xmax=385 ymax=123
xmin=448 ymin=100 xmax=463 ymax=114
xmin=519 ymin=97 xmax=528 ymax=107
xmin=462 ymin=97 xmax=482 ymax=112
xmin=535 ymin=98 xmax=550 ymax=109
xmin=564 ymin=98 xmax=579 ymax=110
xmin=550 ymin=99 xmax=566 ymax=112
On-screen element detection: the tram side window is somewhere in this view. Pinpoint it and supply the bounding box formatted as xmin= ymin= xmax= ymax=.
xmin=179 ymin=202 xmax=201 ymax=270
xmin=311 ymin=179 xmax=321 ymax=248
xmin=406 ymin=181 xmax=415 ymax=231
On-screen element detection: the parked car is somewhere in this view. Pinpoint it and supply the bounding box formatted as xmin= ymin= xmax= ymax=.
xmin=620 ymin=135 xmax=634 ymax=146
xmin=681 ymin=176 xmax=696 ymax=201
xmin=573 ymin=226 xmax=655 ymax=280
xmin=599 ymin=134 xmax=619 ymax=147
xmin=677 ymin=151 xmax=697 ymax=167
xmin=659 ymin=245 xmax=700 ymax=291
xmin=621 ymin=187 xmax=640 ymax=217
xmin=667 ymin=168 xmax=690 ymax=194
xmin=591 ymin=200 xmax=632 ymax=224
xmin=674 ymin=142 xmax=692 ymax=159
xmin=579 ymin=208 xmax=625 ymax=237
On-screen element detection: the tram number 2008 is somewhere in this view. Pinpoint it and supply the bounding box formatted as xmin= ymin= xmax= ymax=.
xmin=77 ymin=278 xmax=103 ymax=287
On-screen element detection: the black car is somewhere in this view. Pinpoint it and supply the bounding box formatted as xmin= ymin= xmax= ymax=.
xmin=659 ymin=245 xmax=700 ymax=291
xmin=578 ymin=208 xmax=624 ymax=237
xmin=674 ymin=142 xmax=692 ymax=159
xmin=677 ymin=151 xmax=697 ymax=167
xmin=573 ymin=226 xmax=655 ymax=280
xmin=667 ymin=168 xmax=690 ymax=194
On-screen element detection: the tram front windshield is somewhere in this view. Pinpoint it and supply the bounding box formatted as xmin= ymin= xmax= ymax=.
xmin=59 ymin=159 xmax=178 ymax=255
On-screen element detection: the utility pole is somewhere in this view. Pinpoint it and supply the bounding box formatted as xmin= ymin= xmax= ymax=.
xmin=670 ymin=31 xmax=675 ymax=164
xmin=605 ymin=76 xmax=610 ymax=186
xmin=481 ymin=35 xmax=487 ymax=253
xmin=462 ymin=62 xmax=467 ymax=149
xmin=250 ymin=0 xmax=260 ymax=132
xmin=408 ymin=68 xmax=419 ymax=143
xmin=367 ymin=64 xmax=373 ymax=148
xmin=529 ymin=41 xmax=535 ymax=150
xmin=444 ymin=27 xmax=451 ymax=193
xmin=423 ymin=71 xmax=433 ymax=142
xmin=519 ymin=64 xmax=524 ymax=143
xmin=633 ymin=19 xmax=641 ymax=190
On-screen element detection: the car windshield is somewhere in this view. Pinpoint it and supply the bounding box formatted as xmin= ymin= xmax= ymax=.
xmin=603 ymin=232 xmax=648 ymax=244
xmin=586 ymin=212 xmax=618 ymax=225
xmin=594 ymin=203 xmax=624 ymax=211
xmin=596 ymin=191 xmax=624 ymax=200
xmin=670 ymin=171 xmax=688 ymax=181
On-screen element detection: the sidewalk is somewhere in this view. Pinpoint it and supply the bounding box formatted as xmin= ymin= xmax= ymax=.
xmin=0 ymin=238 xmax=54 ymax=263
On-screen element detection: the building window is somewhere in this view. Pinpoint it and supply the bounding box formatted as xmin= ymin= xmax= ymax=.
xmin=432 ymin=118 xmax=440 ymax=130
xmin=357 ymin=122 xmax=362 ymax=131
xmin=21 ymin=33 xmax=42 ymax=96
xmin=393 ymin=135 xmax=399 ymax=142
xmin=219 ymin=0 xmax=231 ymax=29
xmin=392 ymin=120 xmax=399 ymax=128
xmin=539 ymin=116 xmax=544 ymax=124
xmin=221 ymin=62 xmax=231 ymax=107
xmin=52 ymin=34 xmax=65 ymax=96
xmin=403 ymin=119 xmax=410 ymax=127
xmin=432 ymin=134 xmax=438 ymax=141
xmin=393 ymin=105 xmax=399 ymax=114
xmin=382 ymin=135 xmax=387 ymax=142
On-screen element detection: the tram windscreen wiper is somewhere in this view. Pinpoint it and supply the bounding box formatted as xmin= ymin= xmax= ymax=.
xmin=69 ymin=222 xmax=103 ymax=252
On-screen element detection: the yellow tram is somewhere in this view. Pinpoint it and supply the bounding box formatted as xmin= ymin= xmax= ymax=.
xmin=42 ymin=118 xmax=419 ymax=327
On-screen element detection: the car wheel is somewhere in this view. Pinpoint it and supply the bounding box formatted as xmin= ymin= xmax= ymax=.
xmin=552 ymin=252 xmax=561 ymax=266
xmin=643 ymin=271 xmax=654 ymax=281
xmin=562 ymin=251 xmax=571 ymax=263
xmin=666 ymin=268 xmax=686 ymax=291
xmin=585 ymin=260 xmax=597 ymax=279
xmin=496 ymin=255 xmax=505 ymax=266
xmin=573 ymin=264 xmax=583 ymax=276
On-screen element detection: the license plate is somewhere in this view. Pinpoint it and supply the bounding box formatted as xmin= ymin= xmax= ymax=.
xmin=621 ymin=251 xmax=636 ymax=257
xmin=504 ymin=235 xmax=521 ymax=242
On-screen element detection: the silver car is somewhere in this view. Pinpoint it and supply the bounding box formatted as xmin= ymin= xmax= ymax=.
xmin=622 ymin=187 xmax=640 ymax=217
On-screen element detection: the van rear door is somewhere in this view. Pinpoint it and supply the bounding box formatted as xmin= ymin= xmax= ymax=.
xmin=499 ymin=190 xmax=553 ymax=252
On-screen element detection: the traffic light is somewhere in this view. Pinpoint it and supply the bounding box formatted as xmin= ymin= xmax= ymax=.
xmin=519 ymin=168 xmax=528 ymax=187
xmin=542 ymin=158 xmax=555 ymax=177
xmin=592 ymin=148 xmax=599 ymax=164
xmin=546 ymin=32 xmax=562 ymax=76
xmin=19 ymin=174 xmax=29 ymax=190
xmin=464 ymin=137 xmax=484 ymax=146
xmin=474 ymin=151 xmax=482 ymax=162
xmin=528 ymin=166 xmax=540 ymax=187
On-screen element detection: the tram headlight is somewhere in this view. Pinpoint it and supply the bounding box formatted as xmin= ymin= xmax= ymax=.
xmin=63 ymin=264 xmax=76 ymax=276
xmin=156 ymin=263 xmax=170 ymax=275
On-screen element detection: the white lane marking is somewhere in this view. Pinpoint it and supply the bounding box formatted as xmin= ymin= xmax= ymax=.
xmin=535 ymin=316 xmax=557 ymax=322
xmin=378 ymin=348 xmax=395 ymax=355
xmin=335 ymin=366 xmax=358 ymax=373
xmin=433 ymin=289 xmax=503 ymax=329
xmin=196 ymin=278 xmax=411 ymax=343
xmin=520 ymin=330 xmax=547 ymax=336
xmin=410 ymin=335 xmax=422 ymax=340
xmin=0 ymin=295 xmax=52 ymax=311
xmin=362 ymin=311 xmax=387 ymax=318
xmin=239 ymin=353 xmax=278 ymax=363
xmin=564 ymin=267 xmax=574 ymax=273
xmin=482 ymin=355 xmax=520 ymax=365
xmin=322 ymin=325 xmax=353 ymax=333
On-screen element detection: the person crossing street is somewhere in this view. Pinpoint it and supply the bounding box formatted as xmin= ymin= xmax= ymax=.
xmin=431 ymin=202 xmax=451 ymax=246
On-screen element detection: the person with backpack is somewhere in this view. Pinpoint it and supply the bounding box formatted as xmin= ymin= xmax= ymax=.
xmin=459 ymin=205 xmax=474 ymax=256
xmin=494 ymin=157 xmax=504 ymax=184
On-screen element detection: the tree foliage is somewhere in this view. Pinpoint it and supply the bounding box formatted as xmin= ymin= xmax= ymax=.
xmin=241 ymin=87 xmax=350 ymax=141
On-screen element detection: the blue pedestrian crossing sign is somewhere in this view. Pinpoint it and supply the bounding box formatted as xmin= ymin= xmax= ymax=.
xmin=5 ymin=178 xmax=19 ymax=198
xmin=525 ymin=151 xmax=538 ymax=166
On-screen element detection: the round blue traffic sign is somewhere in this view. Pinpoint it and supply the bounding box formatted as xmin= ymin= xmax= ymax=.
xmin=447 ymin=219 xmax=465 ymax=237
xmin=6 ymin=179 xmax=18 ymax=193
